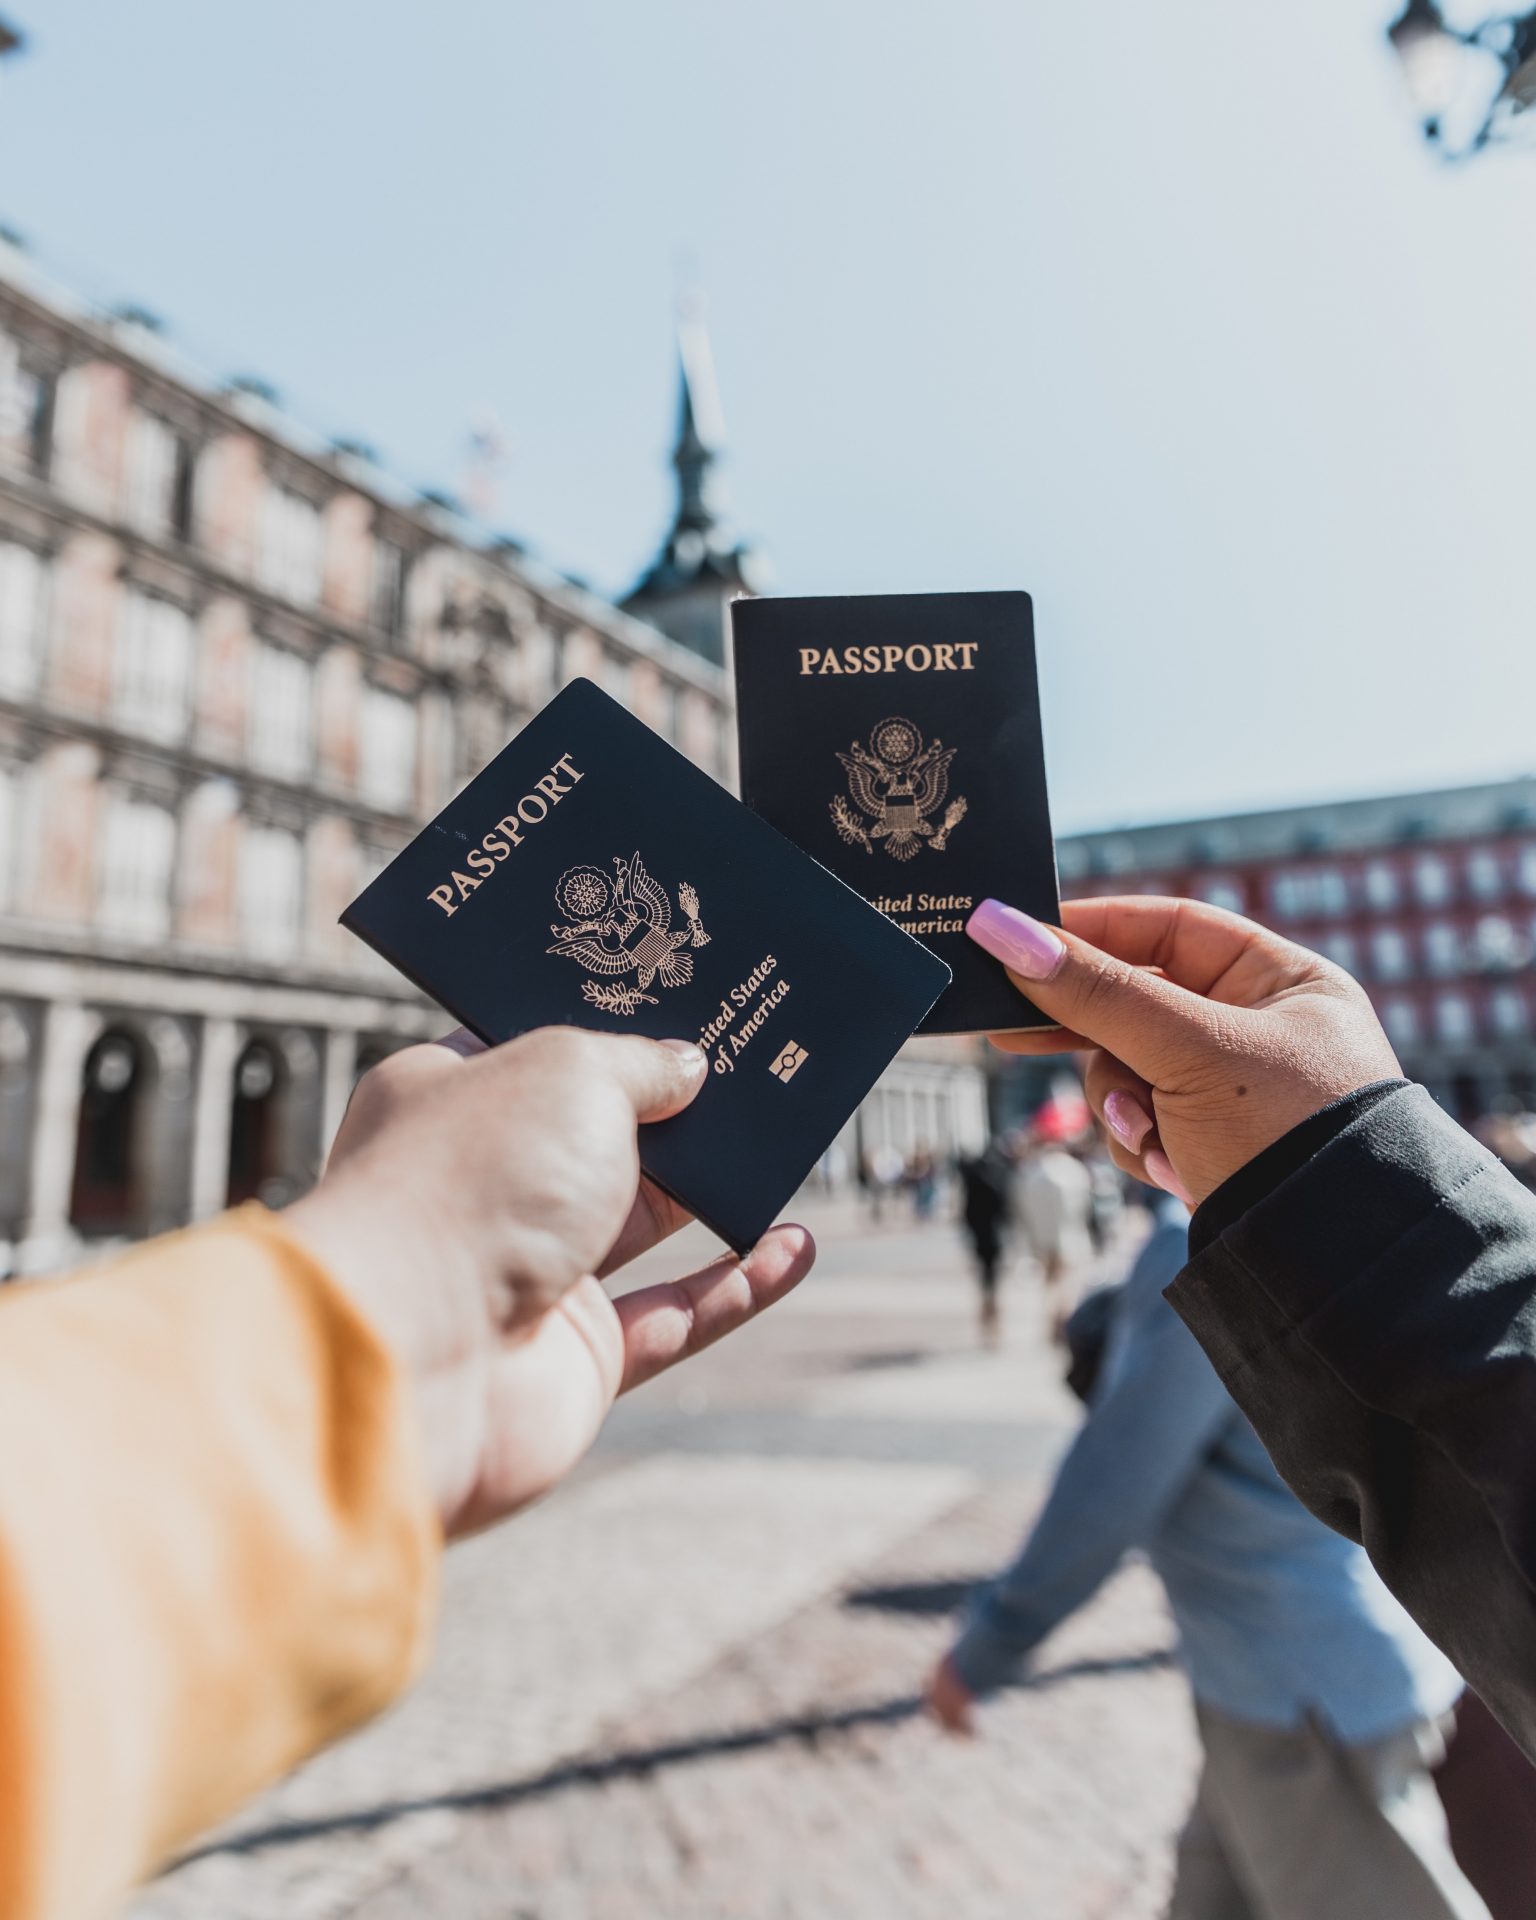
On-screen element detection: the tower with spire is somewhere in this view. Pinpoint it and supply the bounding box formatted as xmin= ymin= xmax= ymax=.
xmin=622 ymin=294 xmax=766 ymax=667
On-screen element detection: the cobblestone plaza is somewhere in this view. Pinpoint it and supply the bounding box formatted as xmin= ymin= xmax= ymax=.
xmin=131 ymin=1202 xmax=1195 ymax=1920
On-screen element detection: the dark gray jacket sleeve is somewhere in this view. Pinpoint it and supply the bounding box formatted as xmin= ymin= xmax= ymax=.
xmin=1167 ymin=1083 xmax=1536 ymax=1755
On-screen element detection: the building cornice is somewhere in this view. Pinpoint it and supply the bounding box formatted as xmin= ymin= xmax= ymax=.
xmin=0 ymin=250 xmax=730 ymax=701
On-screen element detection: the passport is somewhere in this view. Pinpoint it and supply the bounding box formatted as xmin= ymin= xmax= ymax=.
xmin=341 ymin=678 xmax=950 ymax=1253
xmin=731 ymin=590 xmax=1060 ymax=1035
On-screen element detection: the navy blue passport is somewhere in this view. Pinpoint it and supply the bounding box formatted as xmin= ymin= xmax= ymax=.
xmin=341 ymin=679 xmax=949 ymax=1253
xmin=731 ymin=591 xmax=1060 ymax=1035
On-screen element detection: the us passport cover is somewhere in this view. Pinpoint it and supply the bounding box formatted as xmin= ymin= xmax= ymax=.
xmin=341 ymin=678 xmax=950 ymax=1253
xmin=731 ymin=590 xmax=1060 ymax=1035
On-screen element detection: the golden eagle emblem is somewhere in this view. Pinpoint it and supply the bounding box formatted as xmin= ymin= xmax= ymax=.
xmin=830 ymin=717 xmax=968 ymax=863
xmin=547 ymin=853 xmax=709 ymax=1016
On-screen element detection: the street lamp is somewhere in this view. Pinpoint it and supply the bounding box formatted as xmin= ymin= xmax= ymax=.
xmin=1386 ymin=0 xmax=1536 ymax=156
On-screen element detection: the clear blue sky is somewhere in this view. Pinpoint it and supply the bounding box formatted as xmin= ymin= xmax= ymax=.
xmin=3 ymin=1 xmax=1532 ymax=833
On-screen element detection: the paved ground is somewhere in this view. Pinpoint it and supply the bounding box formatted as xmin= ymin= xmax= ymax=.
xmin=131 ymin=1195 xmax=1197 ymax=1920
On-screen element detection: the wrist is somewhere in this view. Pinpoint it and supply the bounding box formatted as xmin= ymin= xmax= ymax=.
xmin=282 ymin=1174 xmax=492 ymax=1530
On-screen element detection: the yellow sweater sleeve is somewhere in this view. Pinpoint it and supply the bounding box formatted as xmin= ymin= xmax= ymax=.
xmin=0 ymin=1205 xmax=441 ymax=1920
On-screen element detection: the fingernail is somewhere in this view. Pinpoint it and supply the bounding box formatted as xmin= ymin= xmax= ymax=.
xmin=660 ymin=1039 xmax=707 ymax=1071
xmin=966 ymin=900 xmax=1067 ymax=982
xmin=434 ymin=1027 xmax=486 ymax=1058
xmin=1144 ymin=1149 xmax=1194 ymax=1207
xmin=1103 ymin=1090 xmax=1154 ymax=1153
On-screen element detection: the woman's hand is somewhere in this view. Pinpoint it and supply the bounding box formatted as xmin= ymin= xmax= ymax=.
xmin=924 ymin=1652 xmax=978 ymax=1736
xmin=284 ymin=1027 xmax=815 ymax=1537
xmin=966 ymin=896 xmax=1401 ymax=1206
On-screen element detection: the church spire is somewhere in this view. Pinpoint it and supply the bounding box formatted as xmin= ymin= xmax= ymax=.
xmin=623 ymin=293 xmax=767 ymax=667
xmin=671 ymin=294 xmax=728 ymax=535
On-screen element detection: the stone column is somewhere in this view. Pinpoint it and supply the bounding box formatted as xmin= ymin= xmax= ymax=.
xmin=188 ymin=1015 xmax=241 ymax=1222
xmin=319 ymin=1027 xmax=358 ymax=1166
xmin=19 ymin=999 xmax=100 ymax=1272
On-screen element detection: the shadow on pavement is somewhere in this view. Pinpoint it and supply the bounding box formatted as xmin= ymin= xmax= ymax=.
xmin=842 ymin=1575 xmax=980 ymax=1616
xmin=172 ymin=1646 xmax=1175 ymax=1868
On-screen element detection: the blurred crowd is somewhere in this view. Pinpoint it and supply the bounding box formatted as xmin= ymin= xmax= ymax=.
xmin=854 ymin=1085 xmax=1126 ymax=1345
xmin=1475 ymin=1110 xmax=1536 ymax=1191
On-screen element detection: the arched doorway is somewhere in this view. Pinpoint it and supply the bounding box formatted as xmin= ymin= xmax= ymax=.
xmin=227 ymin=1038 xmax=286 ymax=1207
xmin=69 ymin=1029 xmax=147 ymax=1238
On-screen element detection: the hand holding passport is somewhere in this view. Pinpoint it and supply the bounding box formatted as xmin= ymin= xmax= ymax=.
xmin=343 ymin=592 xmax=1060 ymax=1253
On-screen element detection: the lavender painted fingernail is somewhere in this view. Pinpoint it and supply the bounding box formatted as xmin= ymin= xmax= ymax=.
xmin=966 ymin=900 xmax=1067 ymax=982
xmin=1104 ymin=1090 xmax=1154 ymax=1153
xmin=1144 ymin=1149 xmax=1194 ymax=1208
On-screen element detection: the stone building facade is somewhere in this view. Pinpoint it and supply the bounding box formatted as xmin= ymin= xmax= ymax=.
xmin=0 ymin=240 xmax=740 ymax=1274
xmin=0 ymin=243 xmax=988 ymax=1271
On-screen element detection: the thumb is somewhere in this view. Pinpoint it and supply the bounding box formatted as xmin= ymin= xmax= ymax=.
xmin=966 ymin=899 xmax=1216 ymax=1083
xmin=578 ymin=1032 xmax=710 ymax=1123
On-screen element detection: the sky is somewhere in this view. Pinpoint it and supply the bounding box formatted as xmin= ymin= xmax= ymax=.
xmin=1 ymin=0 xmax=1532 ymax=834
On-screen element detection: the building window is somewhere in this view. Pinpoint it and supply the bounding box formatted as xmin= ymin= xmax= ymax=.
xmin=123 ymin=412 xmax=194 ymax=540
xmin=248 ymin=645 xmax=313 ymax=780
xmin=1435 ymin=993 xmax=1475 ymax=1046
xmin=1414 ymin=854 xmax=1452 ymax=907
xmin=1270 ymin=872 xmax=1304 ymax=918
xmin=1320 ymin=932 xmax=1358 ymax=975
xmin=258 ymin=484 xmax=324 ymax=603
xmin=0 ymin=540 xmax=46 ymax=697
xmin=370 ymin=536 xmax=407 ymax=640
xmin=238 ymin=824 xmax=302 ymax=959
xmin=358 ymin=685 xmax=417 ymax=813
xmin=1423 ymin=922 xmax=1461 ymax=977
xmin=1271 ymin=867 xmax=1348 ymax=919
xmin=1382 ymin=998 xmax=1419 ymax=1049
xmin=1466 ymin=848 xmax=1504 ymax=903
xmin=1475 ymin=914 xmax=1523 ymax=973
xmin=1518 ymin=846 xmax=1536 ymax=898
xmin=0 ymin=332 xmax=53 ymax=476
xmin=97 ymin=793 xmax=176 ymax=941
xmin=1198 ymin=876 xmax=1246 ymax=913
xmin=113 ymin=589 xmax=192 ymax=743
xmin=1363 ymin=861 xmax=1400 ymax=911
xmin=1318 ymin=868 xmax=1348 ymax=915
xmin=1371 ymin=928 xmax=1411 ymax=982
xmin=1491 ymin=987 xmax=1530 ymax=1039
xmin=663 ymin=680 xmax=684 ymax=745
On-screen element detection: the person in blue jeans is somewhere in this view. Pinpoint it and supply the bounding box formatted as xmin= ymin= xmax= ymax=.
xmin=925 ymin=1195 xmax=1488 ymax=1920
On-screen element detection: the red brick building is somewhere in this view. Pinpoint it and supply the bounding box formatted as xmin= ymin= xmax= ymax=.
xmin=1058 ymin=778 xmax=1536 ymax=1122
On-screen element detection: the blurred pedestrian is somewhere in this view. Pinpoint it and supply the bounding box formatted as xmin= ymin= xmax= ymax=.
xmin=1080 ymin=1138 xmax=1125 ymax=1251
xmin=957 ymin=1137 xmax=1014 ymax=1344
xmin=906 ymin=1142 xmax=939 ymax=1219
xmin=867 ymin=1141 xmax=906 ymax=1222
xmin=1015 ymin=1113 xmax=1093 ymax=1341
xmin=925 ymin=1194 xmax=1486 ymax=1920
